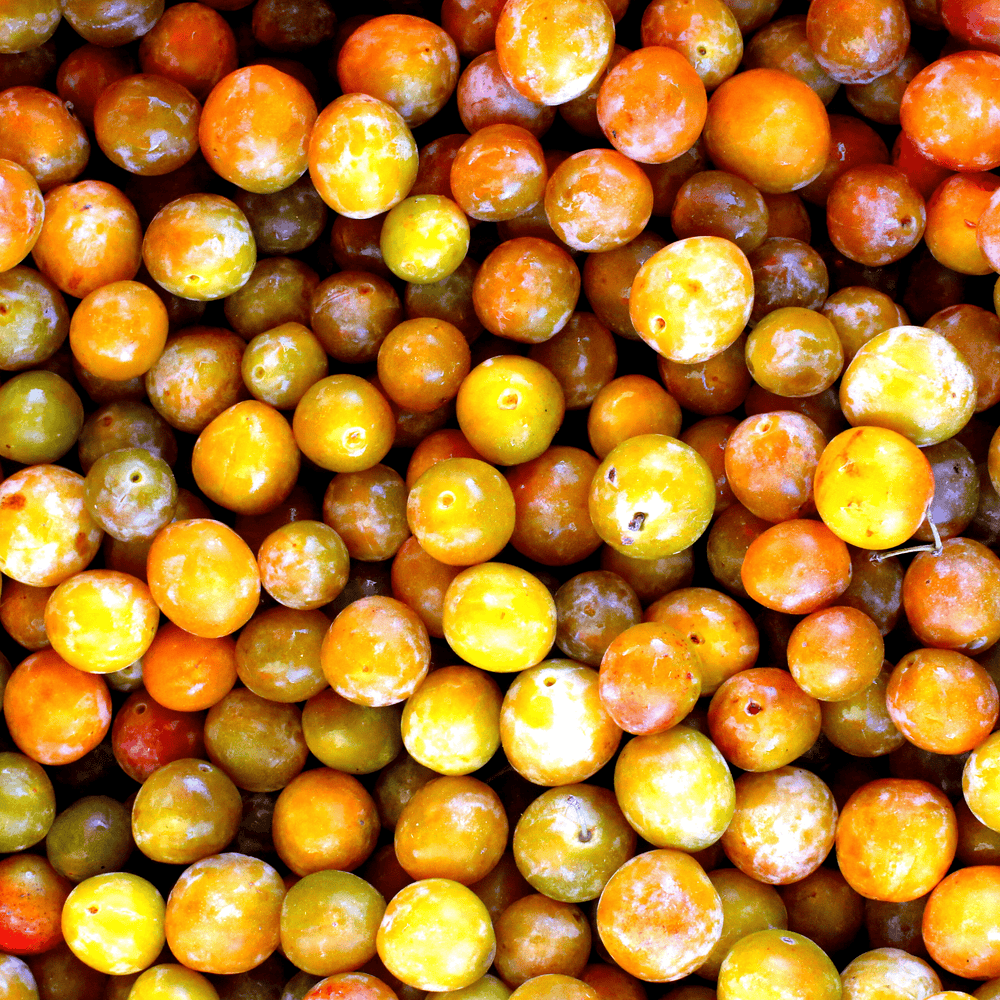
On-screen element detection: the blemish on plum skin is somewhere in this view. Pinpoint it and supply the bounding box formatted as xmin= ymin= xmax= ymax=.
xmin=1 ymin=493 xmax=25 ymax=510
xmin=746 ymin=701 xmax=762 ymax=715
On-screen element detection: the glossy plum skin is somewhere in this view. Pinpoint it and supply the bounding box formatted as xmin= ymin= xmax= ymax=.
xmin=10 ymin=7 xmax=1000 ymax=1000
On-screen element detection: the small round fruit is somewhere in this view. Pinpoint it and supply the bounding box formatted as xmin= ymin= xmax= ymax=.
xmin=146 ymin=519 xmax=260 ymax=638
xmin=596 ymin=850 xmax=723 ymax=982
xmin=142 ymin=194 xmax=256 ymax=301
xmin=629 ymin=237 xmax=754 ymax=363
xmin=716 ymin=929 xmax=841 ymax=1000
xmin=589 ymin=434 xmax=715 ymax=558
xmin=443 ymin=563 xmax=556 ymax=674
xmin=380 ymin=195 xmax=470 ymax=285
xmin=61 ymin=873 xmax=165 ymax=975
xmin=814 ymin=426 xmax=935 ymax=550
xmin=376 ymin=879 xmax=496 ymax=993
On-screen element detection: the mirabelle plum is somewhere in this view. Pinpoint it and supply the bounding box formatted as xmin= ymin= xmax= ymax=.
xmin=741 ymin=520 xmax=851 ymax=614
xmin=304 ymin=972 xmax=399 ymax=999
xmin=721 ymin=767 xmax=837 ymax=884
xmin=390 ymin=536 xmax=461 ymax=639
xmin=0 ymin=159 xmax=43 ymax=272
xmin=337 ymin=14 xmax=459 ymax=128
xmin=703 ymin=68 xmax=831 ymax=193
xmin=0 ymin=465 xmax=103 ymax=589
xmin=3 ymin=649 xmax=111 ymax=765
xmin=191 ymin=400 xmax=299 ymax=516
xmin=708 ymin=667 xmax=822 ymax=771
xmin=507 ymin=447 xmax=602 ymax=567
xmin=596 ymin=47 xmax=707 ymax=164
xmin=598 ymin=622 xmax=702 ymax=736
xmin=821 ymin=666 xmax=906 ymax=758
xmin=500 ymin=660 xmax=621 ymax=785
xmin=377 ymin=879 xmax=496 ymax=993
xmin=302 ymin=687 xmax=401 ymax=776
xmin=142 ymin=194 xmax=256 ymax=301
xmin=587 ymin=375 xmax=682 ymax=460
xmin=137 ymin=3 xmax=237 ymax=100
xmin=717 ymin=930 xmax=841 ymax=1000
xmin=44 ymin=570 xmax=159 ymax=675
xmin=280 ymin=871 xmax=384 ymax=979
xmin=472 ymin=239 xmax=580 ymax=345
xmin=887 ymin=648 xmax=998 ymax=754
xmin=641 ymin=0 xmax=743 ymax=91
xmin=900 ymin=51 xmax=1000 ymax=171
xmin=629 ymin=236 xmax=753 ymax=363
xmin=165 ymin=853 xmax=284 ymax=975
xmin=494 ymin=894 xmax=591 ymax=987
xmin=33 ymin=180 xmax=141 ymax=299
xmin=644 ymin=587 xmax=758 ymax=694
xmin=965 ymin=732 xmax=1000 ymax=834
xmin=456 ymin=356 xmax=565 ymax=465
xmin=806 ymin=0 xmax=910 ymax=85
xmin=814 ymin=426 xmax=935 ymax=549
xmin=293 ymin=374 xmax=395 ymax=473
xmin=456 ymin=51 xmax=557 ymax=137
xmin=130 ymin=759 xmax=241 ymax=865
xmin=544 ymin=149 xmax=653 ymax=253
xmin=742 ymin=16 xmax=839 ymax=106
xmin=0 ymin=753 xmax=54 ymax=854
xmin=583 ymin=233 xmax=668 ymax=340
xmin=146 ymin=519 xmax=260 ymax=639
xmin=380 ymin=195 xmax=470 ymax=285
xmin=836 ymin=779 xmax=957 ymax=902
xmin=927 ymin=305 xmax=1000 ymax=413
xmin=200 ymin=65 xmax=315 ymax=194
xmin=69 ymin=281 xmax=168 ymax=382
xmin=926 ymin=173 xmax=1000 ymax=276
xmin=723 ymin=410 xmax=826 ymax=523
xmin=257 ymin=521 xmax=348 ymax=612
xmin=495 ymin=0 xmax=614 ymax=106
xmin=56 ymin=44 xmax=137 ymax=129
xmin=378 ymin=320 xmax=471 ymax=413
xmin=614 ymin=726 xmax=734 ymax=852
xmin=509 ymin=977 xmax=599 ymax=1000
xmin=0 ymin=87 xmax=90 ymax=193
xmin=308 ymin=94 xmax=418 ymax=219
xmin=273 ymin=768 xmax=379 ymax=880
xmin=395 ymin=775 xmax=507 ymax=885
xmin=922 ymin=866 xmax=1000 ymax=979
xmin=589 ymin=434 xmax=715 ymax=559
xmin=840 ymin=948 xmax=941 ymax=1000
xmin=321 ymin=596 xmax=430 ymax=707
xmin=840 ymin=326 xmax=977 ymax=447
xmin=402 ymin=666 xmax=502 ymax=775
xmin=513 ymin=784 xmax=636 ymax=904
xmin=0 ymin=0 xmax=60 ymax=54
xmin=0 ymin=854 xmax=70 ymax=955
xmin=450 ymin=124 xmax=547 ymax=223
xmin=111 ymin=690 xmax=206 ymax=783
xmin=61 ymin=873 xmax=165 ymax=975
xmin=698 ymin=870 xmax=787 ymax=981
xmin=787 ymin=606 xmax=884 ymax=702
xmin=596 ymin=850 xmax=722 ymax=982
xmin=745 ymin=307 xmax=843 ymax=397
xmin=125 ymin=965 xmax=219 ymax=1000
xmin=94 ymin=74 xmax=201 ymax=178
xmin=141 ymin=623 xmax=237 ymax=712
xmin=903 ymin=538 xmax=1000 ymax=653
